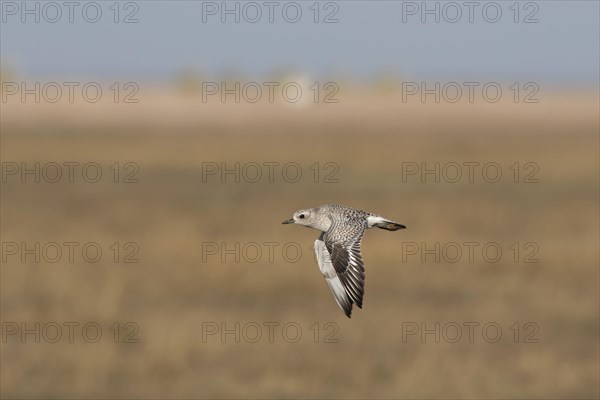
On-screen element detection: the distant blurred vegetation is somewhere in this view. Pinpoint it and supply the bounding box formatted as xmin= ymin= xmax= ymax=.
xmin=173 ymin=66 xmax=409 ymax=96
xmin=1 ymin=82 xmax=598 ymax=399
xmin=0 ymin=64 xmax=16 ymax=84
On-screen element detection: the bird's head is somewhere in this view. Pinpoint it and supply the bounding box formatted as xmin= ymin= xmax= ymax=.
xmin=282 ymin=208 xmax=317 ymax=228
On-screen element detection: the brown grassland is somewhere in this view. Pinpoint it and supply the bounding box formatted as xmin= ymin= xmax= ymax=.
xmin=1 ymin=89 xmax=599 ymax=399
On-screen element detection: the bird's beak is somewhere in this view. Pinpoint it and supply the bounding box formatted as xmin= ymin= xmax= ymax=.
xmin=282 ymin=218 xmax=294 ymax=224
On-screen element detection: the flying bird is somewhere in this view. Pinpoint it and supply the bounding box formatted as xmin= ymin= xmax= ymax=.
xmin=282 ymin=204 xmax=406 ymax=318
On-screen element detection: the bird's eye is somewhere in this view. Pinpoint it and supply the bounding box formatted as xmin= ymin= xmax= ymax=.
xmin=299 ymin=214 xmax=305 ymax=219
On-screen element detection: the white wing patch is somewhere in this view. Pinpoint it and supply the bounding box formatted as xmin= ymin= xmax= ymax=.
xmin=314 ymin=238 xmax=353 ymax=317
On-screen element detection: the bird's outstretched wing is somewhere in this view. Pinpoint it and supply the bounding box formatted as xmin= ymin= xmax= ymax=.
xmin=314 ymin=220 xmax=367 ymax=317
xmin=314 ymin=237 xmax=353 ymax=317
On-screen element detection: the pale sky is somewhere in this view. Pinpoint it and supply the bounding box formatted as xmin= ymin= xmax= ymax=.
xmin=1 ymin=1 xmax=598 ymax=84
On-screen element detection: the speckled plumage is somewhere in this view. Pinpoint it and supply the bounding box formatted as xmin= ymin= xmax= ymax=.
xmin=282 ymin=204 xmax=406 ymax=318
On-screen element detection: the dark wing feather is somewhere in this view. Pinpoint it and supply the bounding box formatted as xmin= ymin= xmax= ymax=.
xmin=323 ymin=221 xmax=367 ymax=310
xmin=314 ymin=236 xmax=353 ymax=317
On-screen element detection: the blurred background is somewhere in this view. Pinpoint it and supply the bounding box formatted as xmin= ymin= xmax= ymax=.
xmin=1 ymin=1 xmax=599 ymax=399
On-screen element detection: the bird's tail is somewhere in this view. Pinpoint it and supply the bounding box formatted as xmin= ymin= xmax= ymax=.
xmin=368 ymin=216 xmax=406 ymax=231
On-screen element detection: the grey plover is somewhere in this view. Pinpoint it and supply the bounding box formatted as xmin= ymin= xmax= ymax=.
xmin=282 ymin=204 xmax=406 ymax=318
